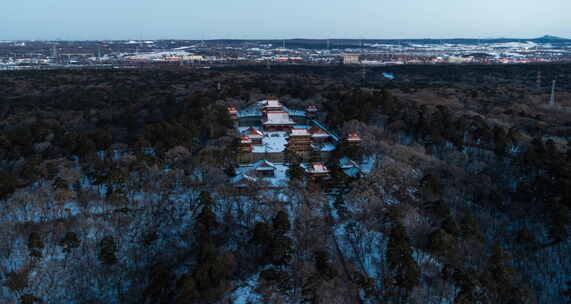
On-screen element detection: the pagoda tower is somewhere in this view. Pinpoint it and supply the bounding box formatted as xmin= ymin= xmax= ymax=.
xmin=238 ymin=135 xmax=253 ymax=163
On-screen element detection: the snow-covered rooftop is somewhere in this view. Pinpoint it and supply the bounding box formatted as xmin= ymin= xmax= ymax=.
xmin=263 ymin=111 xmax=295 ymax=125
xmin=264 ymin=99 xmax=283 ymax=108
xmin=346 ymin=133 xmax=362 ymax=142
xmin=232 ymin=160 xmax=289 ymax=187
xmin=255 ymin=160 xmax=277 ymax=171
xmin=312 ymin=120 xmax=341 ymax=142
xmin=310 ymin=126 xmax=330 ymax=138
xmin=304 ymin=162 xmax=330 ymax=174
xmin=339 ymin=157 xmax=358 ymax=169
xmin=337 ymin=155 xmax=376 ymax=177
xmin=312 ymin=142 xmax=336 ymax=152
xmin=290 ymin=128 xmax=311 ymax=137
xmin=240 ymin=136 xmax=252 ymax=144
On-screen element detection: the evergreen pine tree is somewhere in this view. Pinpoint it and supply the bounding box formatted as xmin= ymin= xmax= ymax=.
xmin=99 ymin=236 xmax=118 ymax=266
xmin=386 ymin=222 xmax=420 ymax=300
xmin=27 ymin=232 xmax=44 ymax=259
xmin=273 ymin=210 xmax=290 ymax=236
xmin=60 ymin=232 xmax=81 ymax=253
xmin=562 ymin=281 xmax=571 ymax=303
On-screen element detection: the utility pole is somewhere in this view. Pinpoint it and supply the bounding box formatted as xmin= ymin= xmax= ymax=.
xmin=549 ymin=80 xmax=556 ymax=106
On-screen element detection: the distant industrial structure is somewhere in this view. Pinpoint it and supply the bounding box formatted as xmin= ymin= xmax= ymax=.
xmin=343 ymin=54 xmax=361 ymax=65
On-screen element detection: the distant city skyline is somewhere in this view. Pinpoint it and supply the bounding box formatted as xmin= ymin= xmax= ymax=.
xmin=2 ymin=0 xmax=570 ymax=40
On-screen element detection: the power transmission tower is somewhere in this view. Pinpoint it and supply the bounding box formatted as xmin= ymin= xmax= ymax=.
xmin=549 ymin=80 xmax=556 ymax=106
xmin=51 ymin=45 xmax=58 ymax=63
xmin=536 ymin=70 xmax=542 ymax=89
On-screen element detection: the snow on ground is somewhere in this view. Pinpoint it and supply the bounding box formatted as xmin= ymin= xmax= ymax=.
xmin=359 ymin=155 xmax=377 ymax=174
xmin=233 ymin=162 xmax=289 ymax=187
xmin=252 ymin=131 xmax=288 ymax=153
xmin=490 ymin=41 xmax=537 ymax=49
xmin=231 ymin=273 xmax=262 ymax=304
xmin=382 ymin=72 xmax=395 ymax=80
xmin=126 ymin=50 xmax=191 ymax=60
xmin=312 ymin=142 xmax=336 ymax=152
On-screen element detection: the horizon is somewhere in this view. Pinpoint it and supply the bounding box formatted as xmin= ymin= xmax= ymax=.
xmin=1 ymin=34 xmax=568 ymax=42
xmin=2 ymin=0 xmax=570 ymax=40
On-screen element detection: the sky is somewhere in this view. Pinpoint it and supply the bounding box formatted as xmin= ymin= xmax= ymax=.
xmin=2 ymin=0 xmax=570 ymax=40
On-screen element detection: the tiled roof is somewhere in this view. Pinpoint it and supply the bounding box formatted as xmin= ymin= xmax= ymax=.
xmin=290 ymin=128 xmax=311 ymax=136
xmin=244 ymin=127 xmax=264 ymax=138
xmin=307 ymin=162 xmax=330 ymax=174
xmin=263 ymin=111 xmax=295 ymax=125
xmin=310 ymin=126 xmax=330 ymax=137
xmin=346 ymin=133 xmax=362 ymax=142
xmin=264 ymin=99 xmax=283 ymax=108
xmin=240 ymin=136 xmax=252 ymax=144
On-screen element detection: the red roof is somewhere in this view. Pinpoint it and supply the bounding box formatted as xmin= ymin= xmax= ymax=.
xmin=240 ymin=136 xmax=252 ymax=144
xmin=245 ymin=127 xmax=264 ymax=138
xmin=346 ymin=133 xmax=362 ymax=142
xmin=310 ymin=126 xmax=329 ymax=137
xmin=308 ymin=162 xmax=330 ymax=174
xmin=306 ymin=104 xmax=318 ymax=112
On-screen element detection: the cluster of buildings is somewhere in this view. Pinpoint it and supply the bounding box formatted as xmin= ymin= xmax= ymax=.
xmin=228 ymin=99 xmax=367 ymax=187
xmin=2 ymin=39 xmax=570 ymax=70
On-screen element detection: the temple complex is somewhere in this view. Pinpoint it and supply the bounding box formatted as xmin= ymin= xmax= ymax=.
xmin=231 ymin=99 xmax=339 ymax=164
xmin=230 ymin=98 xmax=369 ymax=186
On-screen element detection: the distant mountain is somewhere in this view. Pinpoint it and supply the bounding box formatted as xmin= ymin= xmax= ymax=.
xmin=534 ymin=35 xmax=568 ymax=41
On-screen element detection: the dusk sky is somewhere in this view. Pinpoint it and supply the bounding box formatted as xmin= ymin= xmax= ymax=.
xmin=2 ymin=0 xmax=570 ymax=40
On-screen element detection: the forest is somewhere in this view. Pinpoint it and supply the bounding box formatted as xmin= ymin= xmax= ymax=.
xmin=0 ymin=63 xmax=570 ymax=303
